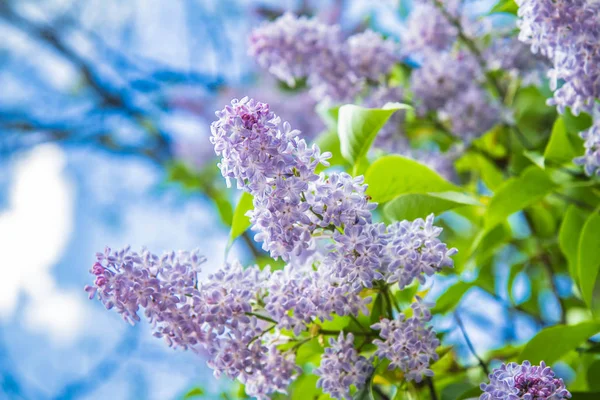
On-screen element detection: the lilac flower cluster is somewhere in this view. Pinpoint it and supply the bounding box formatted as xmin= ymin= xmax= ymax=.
xmin=264 ymin=265 xmax=371 ymax=335
xmin=371 ymin=300 xmax=439 ymax=382
xmin=211 ymin=98 xmax=456 ymax=288
xmin=485 ymin=36 xmax=549 ymax=87
xmin=574 ymin=120 xmax=600 ymax=176
xmin=480 ymin=361 xmax=571 ymax=400
xmin=516 ymin=0 xmax=600 ymax=114
xmin=86 ymin=247 xmax=299 ymax=399
xmin=249 ymin=13 xmax=399 ymax=103
xmin=402 ymin=2 xmax=457 ymax=55
xmin=410 ymin=52 xmax=501 ymax=140
xmin=314 ymin=333 xmax=374 ymax=400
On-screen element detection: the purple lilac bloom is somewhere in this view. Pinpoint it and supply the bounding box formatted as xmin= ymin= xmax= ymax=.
xmin=346 ymin=30 xmax=400 ymax=82
xmin=371 ymin=300 xmax=440 ymax=382
xmin=211 ymin=98 xmax=456 ymax=288
xmin=248 ymin=13 xmax=361 ymax=102
xmin=574 ymin=120 xmax=600 ymax=176
xmin=249 ymin=14 xmax=400 ymax=103
xmin=410 ymin=51 xmax=481 ymax=114
xmin=480 ymin=361 xmax=571 ymax=400
xmin=485 ymin=36 xmax=549 ymax=86
xmin=210 ymin=97 xmax=375 ymax=261
xmin=439 ymin=86 xmax=502 ymax=141
xmin=516 ymin=0 xmax=600 ymax=114
xmin=264 ymin=265 xmax=371 ymax=335
xmin=402 ymin=2 xmax=457 ymax=55
xmin=85 ymin=247 xmax=300 ymax=399
xmin=314 ymin=332 xmax=374 ymax=400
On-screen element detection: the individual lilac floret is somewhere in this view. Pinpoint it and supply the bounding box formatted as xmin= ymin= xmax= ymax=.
xmin=574 ymin=120 xmax=600 ymax=176
xmin=439 ymin=86 xmax=502 ymax=141
xmin=480 ymin=361 xmax=571 ymax=400
xmin=402 ymin=3 xmax=457 ymax=55
xmin=371 ymin=300 xmax=440 ymax=382
xmin=314 ymin=332 xmax=374 ymax=400
xmin=516 ymin=0 xmax=600 ymax=114
xmin=347 ymin=30 xmax=399 ymax=82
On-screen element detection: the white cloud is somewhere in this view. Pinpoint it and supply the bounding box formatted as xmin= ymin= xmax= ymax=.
xmin=0 ymin=144 xmax=86 ymax=343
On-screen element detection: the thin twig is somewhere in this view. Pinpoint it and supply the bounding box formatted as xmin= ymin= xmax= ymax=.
xmin=426 ymin=376 xmax=438 ymax=400
xmin=454 ymin=312 xmax=490 ymax=376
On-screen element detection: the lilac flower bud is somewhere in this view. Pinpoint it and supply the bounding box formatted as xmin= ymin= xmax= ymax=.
xmin=480 ymin=361 xmax=571 ymax=400
xmin=371 ymin=300 xmax=439 ymax=383
xmin=314 ymin=332 xmax=373 ymax=400
xmin=574 ymin=120 xmax=600 ymax=176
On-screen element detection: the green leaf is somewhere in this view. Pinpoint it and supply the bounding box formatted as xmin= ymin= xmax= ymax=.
xmin=291 ymin=374 xmax=320 ymax=400
xmin=577 ymin=212 xmax=600 ymax=308
xmin=384 ymin=192 xmax=481 ymax=222
xmin=456 ymin=386 xmax=484 ymax=400
xmin=183 ymin=387 xmax=205 ymax=399
xmin=432 ymin=281 xmax=474 ymax=314
xmin=523 ymin=150 xmax=545 ymax=169
xmin=316 ymin=104 xmax=340 ymax=130
xmin=544 ymin=117 xmax=577 ymax=164
xmin=229 ymin=192 xmax=254 ymax=244
xmin=559 ymin=206 xmax=588 ymax=285
xmin=587 ymin=360 xmax=600 ymax=391
xmin=485 ymin=166 xmax=556 ymax=230
xmin=519 ymin=321 xmax=600 ymax=364
xmin=365 ymin=155 xmax=458 ymax=203
xmin=489 ymin=0 xmax=518 ymax=14
xmin=571 ymin=393 xmax=600 ymax=400
xmin=338 ymin=103 xmax=411 ymax=165
xmin=442 ymin=383 xmax=479 ymax=400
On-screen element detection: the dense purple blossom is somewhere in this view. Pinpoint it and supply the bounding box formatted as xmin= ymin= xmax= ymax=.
xmin=439 ymin=86 xmax=502 ymax=141
xmin=516 ymin=0 xmax=600 ymax=114
xmin=211 ymin=98 xmax=456 ymax=289
xmin=480 ymin=361 xmax=571 ymax=400
xmin=371 ymin=300 xmax=439 ymax=382
xmin=264 ymin=265 xmax=371 ymax=335
xmin=85 ymin=247 xmax=299 ymax=399
xmin=574 ymin=120 xmax=600 ymax=176
xmin=402 ymin=3 xmax=457 ymax=55
xmin=485 ymin=36 xmax=549 ymax=86
xmin=314 ymin=332 xmax=373 ymax=400
xmin=249 ymin=13 xmax=399 ymax=103
xmin=410 ymin=52 xmax=481 ymax=113
xmin=347 ymin=30 xmax=399 ymax=82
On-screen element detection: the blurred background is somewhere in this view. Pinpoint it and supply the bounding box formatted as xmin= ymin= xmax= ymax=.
xmin=0 ymin=0 xmax=558 ymax=399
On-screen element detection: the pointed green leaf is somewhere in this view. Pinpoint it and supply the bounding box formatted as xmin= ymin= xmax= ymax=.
xmin=432 ymin=281 xmax=474 ymax=314
xmin=485 ymin=166 xmax=556 ymax=230
xmin=577 ymin=212 xmax=600 ymax=308
xmin=384 ymin=192 xmax=481 ymax=222
xmin=559 ymin=206 xmax=588 ymax=285
xmin=229 ymin=192 xmax=254 ymax=244
xmin=365 ymin=155 xmax=458 ymax=203
xmin=489 ymin=0 xmax=518 ymax=14
xmin=338 ymin=103 xmax=411 ymax=165
xmin=544 ymin=117 xmax=577 ymax=164
xmin=183 ymin=387 xmax=205 ymax=399
xmin=519 ymin=321 xmax=600 ymax=364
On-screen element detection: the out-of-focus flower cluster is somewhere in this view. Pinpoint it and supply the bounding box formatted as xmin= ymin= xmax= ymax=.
xmin=516 ymin=0 xmax=600 ymax=115
xmin=480 ymin=361 xmax=571 ymax=400
xmin=249 ymin=13 xmax=399 ymax=104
